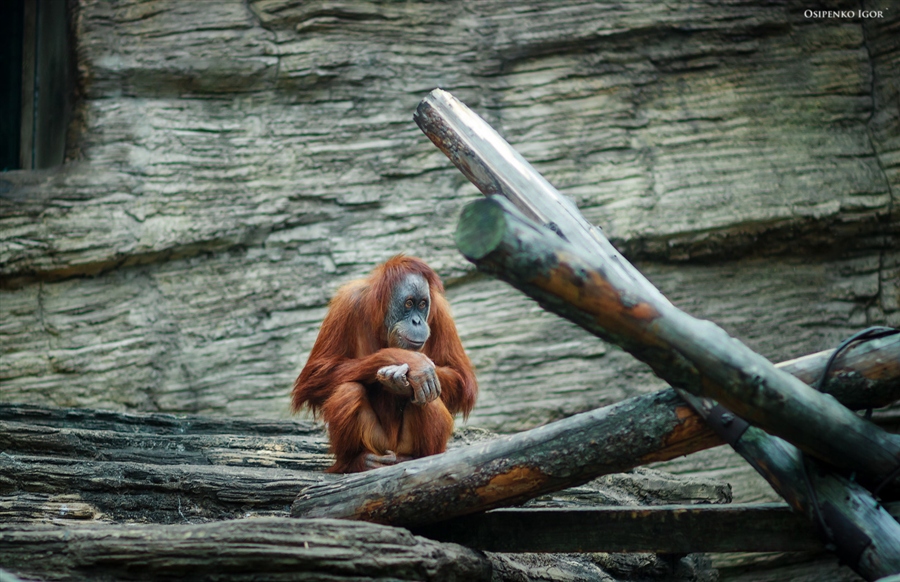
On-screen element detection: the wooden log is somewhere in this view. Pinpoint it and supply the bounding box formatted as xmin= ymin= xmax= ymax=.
xmin=420 ymin=89 xmax=900 ymax=480
xmin=776 ymin=338 xmax=900 ymax=410
xmin=0 ymin=403 xmax=326 ymax=436
xmin=417 ymin=90 xmax=900 ymax=579
xmin=0 ymin=517 xmax=492 ymax=582
xmin=0 ymin=403 xmax=725 ymax=527
xmin=291 ymin=338 xmax=900 ymax=525
xmin=454 ymin=196 xmax=900 ymax=487
xmin=418 ymin=86 xmax=900 ymax=406
xmin=292 ymin=388 xmax=720 ymax=525
xmin=290 ymin=336 xmax=899 ymax=525
xmin=0 ymin=419 xmax=331 ymax=471
xmin=679 ymin=391 xmax=900 ymax=580
xmin=413 ymin=502 xmax=900 ymax=554
xmin=0 ymin=454 xmax=322 ymax=523
xmin=414 ymin=88 xmax=670 ymax=309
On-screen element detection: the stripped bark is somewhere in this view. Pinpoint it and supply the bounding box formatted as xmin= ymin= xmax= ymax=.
xmin=678 ymin=392 xmax=900 ymax=580
xmin=290 ymin=338 xmax=899 ymax=525
xmin=0 ymin=518 xmax=493 ymax=582
xmin=412 ymin=502 xmax=900 ymax=554
xmin=454 ymin=196 xmax=900 ymax=487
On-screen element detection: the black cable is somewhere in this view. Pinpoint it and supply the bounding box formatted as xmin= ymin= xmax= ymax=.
xmin=802 ymin=326 xmax=900 ymax=551
xmin=814 ymin=326 xmax=899 ymax=393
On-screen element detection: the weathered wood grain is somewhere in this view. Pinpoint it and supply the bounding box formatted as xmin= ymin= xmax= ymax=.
xmin=418 ymin=83 xmax=900 ymax=576
xmin=0 ymin=403 xmax=725 ymax=581
xmin=457 ymin=196 xmax=900 ymax=484
xmin=290 ymin=388 xmax=724 ymax=525
xmin=0 ymin=403 xmax=728 ymax=525
xmin=0 ymin=403 xmax=332 ymax=523
xmin=0 ymin=454 xmax=322 ymax=522
xmin=678 ymin=391 xmax=900 ymax=580
xmin=0 ymin=515 xmax=719 ymax=582
xmin=289 ymin=326 xmax=900 ymax=527
xmin=0 ymin=517 xmax=494 ymax=582
xmin=414 ymin=502 xmax=900 ymax=554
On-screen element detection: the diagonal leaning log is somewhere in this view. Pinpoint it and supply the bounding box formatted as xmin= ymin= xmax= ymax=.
xmin=455 ymin=197 xmax=900 ymax=579
xmin=678 ymin=391 xmax=900 ymax=580
xmin=416 ymin=88 xmax=900 ymax=489
xmin=415 ymin=89 xmax=900 ymax=579
xmin=416 ymin=90 xmax=900 ymax=580
xmin=453 ymin=196 xmax=900 ymax=482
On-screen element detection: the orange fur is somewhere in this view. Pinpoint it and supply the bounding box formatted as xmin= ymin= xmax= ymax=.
xmin=292 ymin=256 xmax=478 ymax=473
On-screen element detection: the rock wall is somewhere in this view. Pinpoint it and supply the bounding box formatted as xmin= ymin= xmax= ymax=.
xmin=1 ymin=0 xmax=898 ymax=509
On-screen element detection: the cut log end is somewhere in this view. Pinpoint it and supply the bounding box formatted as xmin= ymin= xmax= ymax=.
xmin=456 ymin=198 xmax=507 ymax=261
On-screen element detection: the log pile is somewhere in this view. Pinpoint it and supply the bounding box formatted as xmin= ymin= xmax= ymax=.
xmin=0 ymin=404 xmax=727 ymax=581
xmin=290 ymin=90 xmax=900 ymax=581
xmin=2 ymin=90 xmax=899 ymax=581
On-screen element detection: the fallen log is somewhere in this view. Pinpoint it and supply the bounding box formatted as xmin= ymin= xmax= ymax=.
xmin=0 ymin=405 xmax=724 ymax=581
xmin=0 ymin=404 xmax=724 ymax=527
xmin=291 ymin=338 xmax=898 ymax=525
xmin=0 ymin=418 xmax=331 ymax=471
xmin=0 ymin=404 xmax=332 ymax=523
xmin=0 ymin=403 xmax=326 ymax=436
xmin=293 ymin=389 xmax=720 ymax=525
xmin=0 ymin=518 xmax=493 ymax=582
xmin=413 ymin=501 xmax=900 ymax=554
xmin=461 ymin=185 xmax=900 ymax=579
xmin=0 ymin=454 xmax=322 ymax=523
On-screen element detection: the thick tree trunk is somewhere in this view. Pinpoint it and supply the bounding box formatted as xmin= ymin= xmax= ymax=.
xmin=292 ymin=388 xmax=720 ymax=525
